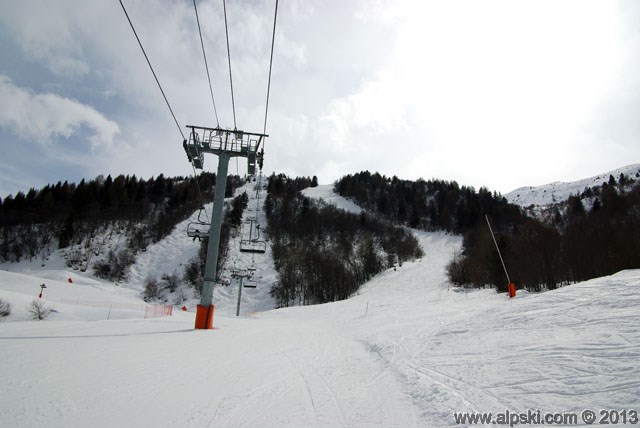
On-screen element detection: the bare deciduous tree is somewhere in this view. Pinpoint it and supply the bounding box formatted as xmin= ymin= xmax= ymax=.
xmin=27 ymin=299 xmax=52 ymax=320
xmin=0 ymin=298 xmax=12 ymax=318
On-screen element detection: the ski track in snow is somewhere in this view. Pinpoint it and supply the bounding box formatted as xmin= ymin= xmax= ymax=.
xmin=1 ymin=183 xmax=639 ymax=427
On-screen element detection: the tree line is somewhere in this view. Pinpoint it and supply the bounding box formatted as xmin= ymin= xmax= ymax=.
xmin=335 ymin=171 xmax=524 ymax=233
xmin=265 ymin=173 xmax=423 ymax=307
xmin=0 ymin=173 xmax=244 ymax=283
xmin=451 ymin=179 xmax=640 ymax=291
xmin=336 ymin=171 xmax=640 ymax=292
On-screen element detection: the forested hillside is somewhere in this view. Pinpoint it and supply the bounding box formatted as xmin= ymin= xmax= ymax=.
xmin=265 ymin=174 xmax=423 ymax=307
xmin=336 ymin=171 xmax=640 ymax=292
xmin=4 ymin=168 xmax=638 ymax=300
xmin=0 ymin=173 xmax=243 ymax=281
xmin=335 ymin=171 xmax=524 ymax=232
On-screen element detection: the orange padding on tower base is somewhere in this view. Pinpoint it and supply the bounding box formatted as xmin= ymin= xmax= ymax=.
xmin=508 ymin=282 xmax=516 ymax=298
xmin=195 ymin=304 xmax=214 ymax=329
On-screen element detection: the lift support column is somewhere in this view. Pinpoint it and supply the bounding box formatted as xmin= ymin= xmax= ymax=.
xmin=184 ymin=125 xmax=267 ymax=329
xmin=195 ymin=153 xmax=230 ymax=329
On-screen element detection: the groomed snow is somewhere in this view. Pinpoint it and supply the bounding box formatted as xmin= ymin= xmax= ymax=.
xmin=1 ymin=183 xmax=639 ymax=427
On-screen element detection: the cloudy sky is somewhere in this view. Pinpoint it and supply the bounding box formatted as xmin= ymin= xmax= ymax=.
xmin=1 ymin=0 xmax=639 ymax=198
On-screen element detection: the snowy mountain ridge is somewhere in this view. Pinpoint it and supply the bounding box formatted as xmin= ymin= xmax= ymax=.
xmin=505 ymin=163 xmax=640 ymax=207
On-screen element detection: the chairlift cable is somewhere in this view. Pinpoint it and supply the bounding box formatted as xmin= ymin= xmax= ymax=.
xmin=193 ymin=0 xmax=221 ymax=127
xmin=222 ymin=0 xmax=237 ymax=130
xmin=117 ymin=0 xmax=185 ymax=141
xmin=190 ymin=163 xmax=209 ymax=220
xmin=262 ymin=0 xmax=279 ymax=137
xmin=119 ymin=0 xmax=207 ymax=214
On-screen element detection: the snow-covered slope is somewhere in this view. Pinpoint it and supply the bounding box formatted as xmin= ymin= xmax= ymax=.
xmin=125 ymin=204 xmax=211 ymax=293
xmin=123 ymin=177 xmax=277 ymax=314
xmin=506 ymin=164 xmax=640 ymax=207
xmin=0 ymin=269 xmax=151 ymax=321
xmin=302 ymin=184 xmax=363 ymax=214
xmin=211 ymin=177 xmax=277 ymax=315
xmin=1 ymin=184 xmax=639 ymax=427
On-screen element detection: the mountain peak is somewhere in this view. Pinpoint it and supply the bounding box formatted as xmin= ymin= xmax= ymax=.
xmin=505 ymin=164 xmax=640 ymax=207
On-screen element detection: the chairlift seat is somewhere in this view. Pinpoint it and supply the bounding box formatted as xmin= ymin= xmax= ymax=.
xmin=243 ymin=280 xmax=257 ymax=288
xmin=187 ymin=222 xmax=210 ymax=240
xmin=240 ymin=240 xmax=266 ymax=253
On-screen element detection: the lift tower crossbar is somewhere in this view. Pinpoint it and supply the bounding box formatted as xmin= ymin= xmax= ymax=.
xmin=183 ymin=125 xmax=266 ymax=173
xmin=185 ymin=126 xmax=267 ymax=329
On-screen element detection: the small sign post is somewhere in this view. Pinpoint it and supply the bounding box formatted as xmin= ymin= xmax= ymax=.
xmin=38 ymin=283 xmax=47 ymax=299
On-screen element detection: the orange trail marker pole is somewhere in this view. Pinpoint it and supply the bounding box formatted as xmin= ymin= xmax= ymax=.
xmin=485 ymin=215 xmax=516 ymax=298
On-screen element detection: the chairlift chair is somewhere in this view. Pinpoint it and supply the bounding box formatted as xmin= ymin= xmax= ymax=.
xmin=183 ymin=136 xmax=204 ymax=169
xmin=239 ymin=239 xmax=267 ymax=253
xmin=252 ymin=224 xmax=262 ymax=241
xmin=187 ymin=223 xmax=210 ymax=241
xmin=247 ymin=151 xmax=257 ymax=175
xmin=186 ymin=206 xmax=211 ymax=241
xmin=243 ymin=279 xmax=257 ymax=288
xmin=240 ymin=217 xmax=265 ymax=251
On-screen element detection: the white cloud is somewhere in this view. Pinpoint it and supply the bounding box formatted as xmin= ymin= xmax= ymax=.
xmin=0 ymin=1 xmax=90 ymax=77
xmin=284 ymin=0 xmax=636 ymax=191
xmin=0 ymin=0 xmax=638 ymax=195
xmin=0 ymin=75 xmax=119 ymax=149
